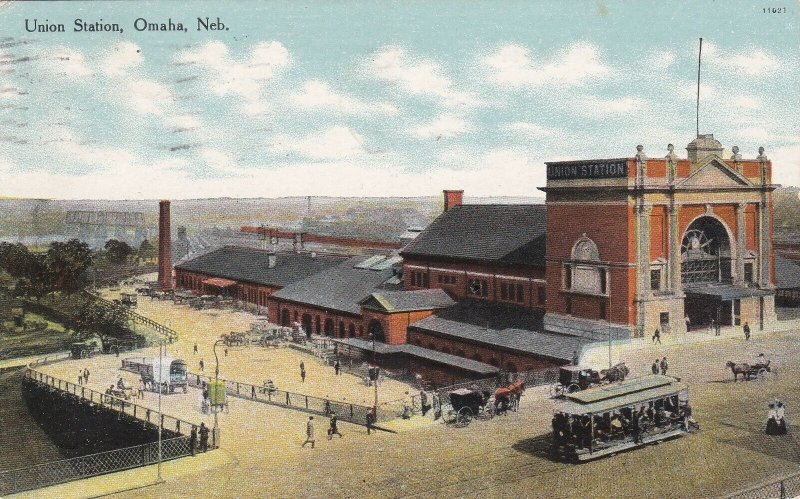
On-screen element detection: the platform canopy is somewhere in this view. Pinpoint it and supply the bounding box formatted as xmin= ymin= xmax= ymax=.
xmin=202 ymin=277 xmax=237 ymax=288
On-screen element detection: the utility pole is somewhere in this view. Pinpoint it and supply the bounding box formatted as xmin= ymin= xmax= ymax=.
xmin=157 ymin=340 xmax=163 ymax=483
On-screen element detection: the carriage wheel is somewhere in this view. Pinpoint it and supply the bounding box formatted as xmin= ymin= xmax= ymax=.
xmin=444 ymin=409 xmax=458 ymax=426
xmin=756 ymin=368 xmax=769 ymax=381
xmin=456 ymin=407 xmax=473 ymax=427
xmin=550 ymin=384 xmax=564 ymax=398
xmin=567 ymin=383 xmax=581 ymax=394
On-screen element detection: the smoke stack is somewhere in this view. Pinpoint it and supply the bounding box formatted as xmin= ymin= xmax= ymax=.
xmin=268 ymin=252 xmax=276 ymax=269
xmin=158 ymin=200 xmax=172 ymax=290
xmin=443 ymin=190 xmax=464 ymax=212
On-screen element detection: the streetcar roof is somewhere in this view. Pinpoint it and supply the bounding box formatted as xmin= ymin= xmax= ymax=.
xmin=558 ymin=375 xmax=687 ymax=415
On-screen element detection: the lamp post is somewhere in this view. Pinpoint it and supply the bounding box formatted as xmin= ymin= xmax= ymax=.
xmin=368 ymin=333 xmax=378 ymax=411
xmin=607 ymin=292 xmax=612 ymax=369
xmin=212 ymin=339 xmax=224 ymax=448
xmin=157 ymin=339 xmax=164 ymax=483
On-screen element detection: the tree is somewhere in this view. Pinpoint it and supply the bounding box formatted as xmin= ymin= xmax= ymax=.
xmin=138 ymin=239 xmax=157 ymax=261
xmin=45 ymin=239 xmax=93 ymax=294
xmin=104 ymin=239 xmax=134 ymax=264
xmin=69 ymin=300 xmax=130 ymax=352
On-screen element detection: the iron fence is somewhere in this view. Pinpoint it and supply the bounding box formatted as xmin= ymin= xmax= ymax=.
xmin=434 ymin=367 xmax=561 ymax=407
xmin=0 ymin=436 xmax=191 ymax=496
xmin=189 ymin=373 xmax=385 ymax=424
xmin=728 ymin=472 xmax=800 ymax=499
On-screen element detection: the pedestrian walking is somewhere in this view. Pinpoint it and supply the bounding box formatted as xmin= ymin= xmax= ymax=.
xmin=420 ymin=390 xmax=429 ymax=416
xmin=83 ymin=368 xmax=90 ymax=384
xmin=708 ymin=319 xmax=715 ymax=335
xmin=651 ymin=360 xmax=659 ymax=375
xmin=366 ymin=410 xmax=375 ymax=435
xmin=251 ymin=385 xmax=256 ymax=399
xmin=660 ymin=357 xmax=668 ymax=376
xmin=715 ymin=322 xmax=721 ymax=336
xmin=334 ymin=359 xmax=340 ymax=375
xmin=193 ymin=343 xmax=198 ymax=354
xmin=78 ymin=372 xmax=83 ymax=386
xmin=199 ymin=359 xmax=205 ymax=371
xmin=744 ymin=322 xmax=751 ymax=341
xmin=652 ymin=327 xmax=661 ymax=344
xmin=224 ymin=348 xmax=228 ymax=357
xmin=328 ymin=412 xmax=342 ymax=439
xmin=302 ymin=416 xmax=315 ymax=448
xmin=189 ymin=426 xmax=197 ymax=456
xmin=199 ymin=422 xmax=209 ymax=452
xmin=572 ymin=350 xmax=579 ymax=366
xmin=684 ymin=315 xmax=691 ymax=333
xmin=300 ymin=361 xmax=306 ymax=383
xmin=632 ymin=409 xmax=642 ymax=444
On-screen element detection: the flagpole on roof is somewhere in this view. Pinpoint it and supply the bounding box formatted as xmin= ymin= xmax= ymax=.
xmin=696 ymin=37 xmax=703 ymax=138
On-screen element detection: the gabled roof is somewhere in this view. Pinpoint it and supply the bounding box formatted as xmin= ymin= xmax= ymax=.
xmin=400 ymin=204 xmax=547 ymax=266
xmin=174 ymin=246 xmax=347 ymax=288
xmin=359 ymin=289 xmax=456 ymax=313
xmin=776 ymin=255 xmax=800 ymax=290
xmin=408 ymin=300 xmax=590 ymax=362
xmin=676 ymin=156 xmax=754 ymax=189
xmin=270 ymin=256 xmax=395 ymax=315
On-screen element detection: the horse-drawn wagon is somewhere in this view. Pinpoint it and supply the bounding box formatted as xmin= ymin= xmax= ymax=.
xmin=726 ymin=355 xmax=775 ymax=382
xmin=443 ymin=388 xmax=494 ymax=427
xmin=121 ymin=356 xmax=188 ymax=393
xmin=550 ymin=363 xmax=629 ymax=397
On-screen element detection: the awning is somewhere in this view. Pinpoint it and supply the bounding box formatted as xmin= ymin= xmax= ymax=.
xmin=202 ymin=277 xmax=237 ymax=288
xmin=683 ymin=283 xmax=773 ymax=301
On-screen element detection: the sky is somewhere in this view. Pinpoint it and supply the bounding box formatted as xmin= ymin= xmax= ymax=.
xmin=0 ymin=0 xmax=798 ymax=199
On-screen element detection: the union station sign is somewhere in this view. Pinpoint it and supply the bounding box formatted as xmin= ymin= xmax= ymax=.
xmin=546 ymin=160 xmax=628 ymax=180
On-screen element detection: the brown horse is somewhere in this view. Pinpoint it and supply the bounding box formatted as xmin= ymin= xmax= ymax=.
xmin=601 ymin=362 xmax=630 ymax=383
xmin=726 ymin=361 xmax=752 ymax=382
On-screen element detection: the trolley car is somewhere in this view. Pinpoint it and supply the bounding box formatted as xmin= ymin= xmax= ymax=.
xmin=551 ymin=375 xmax=694 ymax=461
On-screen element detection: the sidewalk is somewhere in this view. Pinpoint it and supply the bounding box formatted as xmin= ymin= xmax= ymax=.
xmin=0 ymin=351 xmax=69 ymax=371
xmin=580 ymin=318 xmax=800 ymax=369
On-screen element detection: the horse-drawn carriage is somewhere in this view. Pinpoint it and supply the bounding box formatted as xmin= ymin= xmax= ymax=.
xmin=550 ymin=363 xmax=630 ymax=397
xmin=120 ymin=293 xmax=138 ymax=308
xmin=443 ymin=388 xmax=494 ymax=427
xmin=443 ymin=380 xmax=526 ymax=427
xmin=726 ymin=355 xmax=775 ymax=382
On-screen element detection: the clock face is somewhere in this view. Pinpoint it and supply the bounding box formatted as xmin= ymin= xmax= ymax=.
xmin=469 ymin=280 xmax=482 ymax=295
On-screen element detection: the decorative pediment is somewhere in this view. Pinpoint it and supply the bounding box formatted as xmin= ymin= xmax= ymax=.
xmin=676 ymin=157 xmax=753 ymax=189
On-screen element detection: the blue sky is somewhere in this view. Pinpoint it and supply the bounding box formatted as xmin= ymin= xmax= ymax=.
xmin=0 ymin=0 xmax=798 ymax=199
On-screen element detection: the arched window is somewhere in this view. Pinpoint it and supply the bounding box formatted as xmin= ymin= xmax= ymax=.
xmin=681 ymin=216 xmax=733 ymax=284
xmin=338 ymin=321 xmax=345 ymax=338
xmin=567 ymin=234 xmax=607 ymax=295
xmin=315 ymin=316 xmax=321 ymax=335
xmin=572 ymin=235 xmax=600 ymax=261
xmin=348 ymin=323 xmax=356 ymax=337
xmin=301 ymin=314 xmax=312 ymax=338
xmin=324 ymin=318 xmax=334 ymax=337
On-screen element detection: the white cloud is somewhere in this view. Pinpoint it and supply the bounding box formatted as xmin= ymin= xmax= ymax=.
xmin=483 ymin=42 xmax=611 ymax=89
xmin=647 ymin=50 xmax=676 ymax=70
xmin=770 ymin=141 xmax=800 ymax=187
xmin=289 ymin=80 xmax=398 ymax=115
xmin=678 ymin=82 xmax=716 ymax=101
xmin=730 ymin=95 xmax=762 ymax=110
xmin=102 ymin=42 xmax=143 ymax=77
xmin=573 ymin=95 xmax=647 ymax=116
xmin=410 ymin=115 xmax=472 ymax=139
xmin=366 ymin=46 xmax=479 ymax=107
xmin=704 ymin=42 xmax=780 ymax=76
xmin=505 ymin=122 xmax=558 ymax=138
xmin=177 ymin=41 xmax=290 ymax=115
xmin=122 ymin=79 xmax=174 ymax=116
xmin=268 ymin=127 xmax=366 ymax=160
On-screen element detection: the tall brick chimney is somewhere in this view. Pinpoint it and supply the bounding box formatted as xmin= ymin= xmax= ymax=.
xmin=158 ymin=200 xmax=172 ymax=291
xmin=443 ymin=190 xmax=464 ymax=212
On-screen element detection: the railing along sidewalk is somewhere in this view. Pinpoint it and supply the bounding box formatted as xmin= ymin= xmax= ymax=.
xmin=25 ymin=367 xmax=200 ymax=438
xmin=189 ymin=372 xmax=385 ymax=424
xmin=727 ymin=471 xmax=800 ymax=499
xmin=0 ymin=436 xmax=191 ymax=496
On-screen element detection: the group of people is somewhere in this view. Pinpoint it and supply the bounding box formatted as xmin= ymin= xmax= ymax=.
xmin=188 ymin=422 xmax=211 ymax=455
xmin=552 ymin=396 xmax=696 ymax=451
xmin=651 ymin=357 xmax=669 ymax=375
xmin=302 ymin=412 xmax=345 ymax=448
xmin=76 ymin=368 xmax=90 ymax=386
xmin=766 ymin=399 xmax=788 ymax=435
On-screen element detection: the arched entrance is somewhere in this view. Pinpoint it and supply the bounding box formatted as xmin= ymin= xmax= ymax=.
xmin=681 ymin=216 xmax=732 ymax=284
xmin=301 ymin=314 xmax=312 ymax=338
xmin=280 ymin=309 xmax=290 ymax=326
xmin=367 ymin=319 xmax=385 ymax=343
xmin=324 ymin=318 xmax=334 ymax=337
xmin=681 ymin=215 xmax=735 ymax=328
